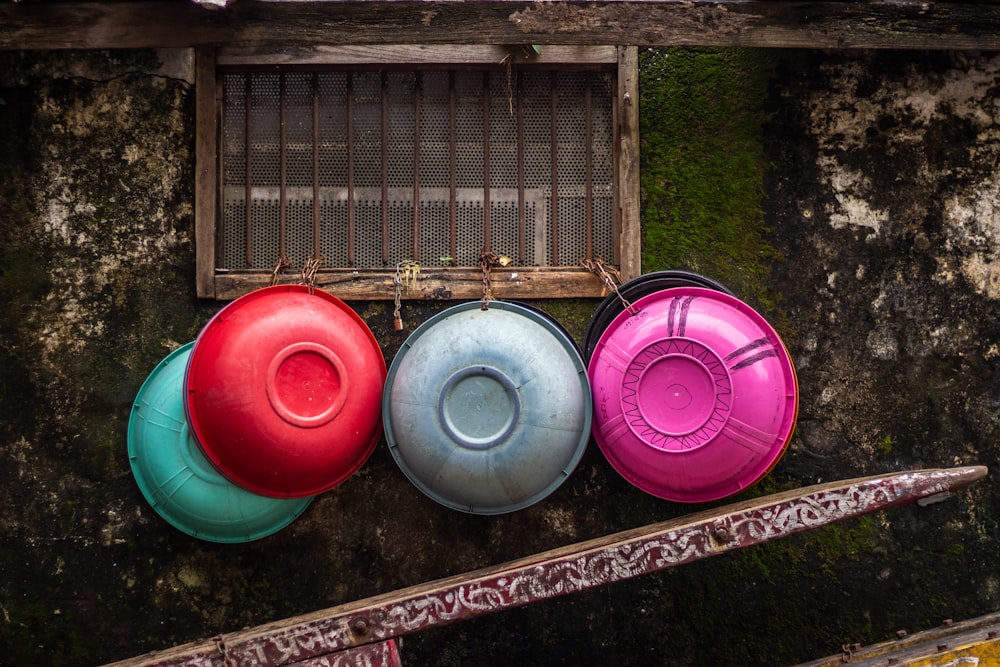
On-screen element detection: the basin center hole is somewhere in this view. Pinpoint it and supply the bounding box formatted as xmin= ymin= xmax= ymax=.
xmin=440 ymin=367 xmax=520 ymax=449
xmin=638 ymin=355 xmax=717 ymax=435
xmin=266 ymin=341 xmax=350 ymax=427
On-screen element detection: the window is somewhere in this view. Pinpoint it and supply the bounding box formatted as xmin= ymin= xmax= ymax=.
xmin=196 ymin=46 xmax=639 ymax=300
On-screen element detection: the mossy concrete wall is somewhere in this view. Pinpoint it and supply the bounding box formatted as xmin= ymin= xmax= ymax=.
xmin=0 ymin=47 xmax=997 ymax=666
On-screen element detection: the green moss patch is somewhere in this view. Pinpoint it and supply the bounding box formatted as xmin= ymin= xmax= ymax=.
xmin=640 ymin=48 xmax=779 ymax=308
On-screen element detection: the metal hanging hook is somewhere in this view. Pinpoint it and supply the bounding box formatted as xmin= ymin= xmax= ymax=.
xmin=300 ymin=255 xmax=324 ymax=295
xmin=478 ymin=250 xmax=511 ymax=310
xmin=582 ymin=257 xmax=636 ymax=315
xmin=270 ymin=256 xmax=292 ymax=286
xmin=393 ymin=261 xmax=420 ymax=330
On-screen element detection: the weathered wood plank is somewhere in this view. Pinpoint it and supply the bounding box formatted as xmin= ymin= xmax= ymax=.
xmin=4 ymin=1 xmax=1000 ymax=51
xmin=217 ymin=44 xmax=618 ymax=66
xmin=212 ymin=267 xmax=610 ymax=301
xmin=103 ymin=466 xmax=987 ymax=667
xmin=194 ymin=48 xmax=218 ymax=299
xmin=616 ymin=45 xmax=641 ymax=282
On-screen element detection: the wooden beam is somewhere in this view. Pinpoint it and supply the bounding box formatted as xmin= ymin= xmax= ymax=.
xmin=216 ymin=44 xmax=618 ymax=66
xmin=4 ymin=1 xmax=1000 ymax=51
xmin=103 ymin=466 xmax=987 ymax=667
xmin=797 ymin=611 xmax=1000 ymax=667
xmin=213 ymin=267 xmax=610 ymax=301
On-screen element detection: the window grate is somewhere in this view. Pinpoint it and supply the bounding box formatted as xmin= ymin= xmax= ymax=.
xmin=219 ymin=66 xmax=616 ymax=272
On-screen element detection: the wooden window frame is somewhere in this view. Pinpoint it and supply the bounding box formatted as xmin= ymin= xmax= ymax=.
xmin=195 ymin=45 xmax=640 ymax=301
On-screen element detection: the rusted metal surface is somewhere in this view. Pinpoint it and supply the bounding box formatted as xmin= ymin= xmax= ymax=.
xmin=104 ymin=466 xmax=986 ymax=667
xmin=244 ymin=72 xmax=253 ymax=268
xmin=548 ymin=72 xmax=559 ymax=265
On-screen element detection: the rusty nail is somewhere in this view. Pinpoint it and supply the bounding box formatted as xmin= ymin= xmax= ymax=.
xmin=350 ymin=617 xmax=372 ymax=636
xmin=712 ymin=525 xmax=731 ymax=542
xmin=895 ymin=629 xmax=907 ymax=639
xmin=936 ymin=643 xmax=948 ymax=651
xmin=942 ymin=618 xmax=953 ymax=627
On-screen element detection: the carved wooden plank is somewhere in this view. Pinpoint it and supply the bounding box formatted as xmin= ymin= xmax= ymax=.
xmin=208 ymin=638 xmax=402 ymax=667
xmin=284 ymin=640 xmax=401 ymax=667
xmin=103 ymin=466 xmax=987 ymax=667
xmin=4 ymin=2 xmax=1000 ymax=51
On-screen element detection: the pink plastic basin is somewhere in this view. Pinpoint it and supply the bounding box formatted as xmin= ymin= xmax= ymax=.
xmin=588 ymin=287 xmax=798 ymax=502
xmin=185 ymin=285 xmax=386 ymax=498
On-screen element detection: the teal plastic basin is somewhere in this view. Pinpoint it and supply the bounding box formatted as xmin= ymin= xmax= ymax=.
xmin=128 ymin=343 xmax=313 ymax=542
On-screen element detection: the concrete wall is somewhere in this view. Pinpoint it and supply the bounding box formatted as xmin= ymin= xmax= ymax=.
xmin=0 ymin=47 xmax=997 ymax=665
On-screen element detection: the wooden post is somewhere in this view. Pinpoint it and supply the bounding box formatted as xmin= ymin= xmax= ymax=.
xmin=194 ymin=48 xmax=218 ymax=299
xmin=616 ymin=45 xmax=640 ymax=281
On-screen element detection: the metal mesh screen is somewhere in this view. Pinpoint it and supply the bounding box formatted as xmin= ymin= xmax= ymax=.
xmin=220 ymin=66 xmax=615 ymax=271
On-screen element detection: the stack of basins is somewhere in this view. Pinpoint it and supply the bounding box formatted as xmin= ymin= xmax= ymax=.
xmin=584 ymin=271 xmax=799 ymax=502
xmin=129 ymin=271 xmax=798 ymax=536
xmin=128 ymin=285 xmax=386 ymax=542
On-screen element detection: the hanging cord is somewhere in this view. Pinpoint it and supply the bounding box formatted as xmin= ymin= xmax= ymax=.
xmin=300 ymin=255 xmax=323 ymax=295
xmin=269 ymin=257 xmax=292 ymax=286
xmin=500 ymin=51 xmax=515 ymax=116
xmin=479 ymin=250 xmax=512 ymax=310
xmin=500 ymin=47 xmax=541 ymax=115
xmin=581 ymin=258 xmax=636 ymax=315
xmin=392 ymin=261 xmax=420 ymax=331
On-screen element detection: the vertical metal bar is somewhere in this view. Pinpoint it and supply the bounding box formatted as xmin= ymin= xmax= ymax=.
xmin=585 ymin=73 xmax=593 ymax=261
xmin=312 ymin=72 xmax=321 ymax=260
xmin=549 ymin=71 xmax=559 ymax=266
xmin=214 ymin=69 xmax=225 ymax=276
xmin=482 ymin=70 xmax=491 ymax=253
xmin=347 ymin=73 xmax=356 ymax=267
xmin=516 ymin=69 xmax=526 ymax=265
xmin=448 ymin=71 xmax=457 ymax=263
xmin=279 ymin=73 xmax=287 ymax=262
xmin=413 ymin=72 xmax=421 ymax=262
xmin=611 ymin=67 xmax=621 ymax=267
xmin=244 ymin=72 xmax=253 ymax=268
xmin=381 ymin=71 xmax=389 ymax=266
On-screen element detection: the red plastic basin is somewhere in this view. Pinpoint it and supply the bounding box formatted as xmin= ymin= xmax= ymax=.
xmin=185 ymin=285 xmax=386 ymax=498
